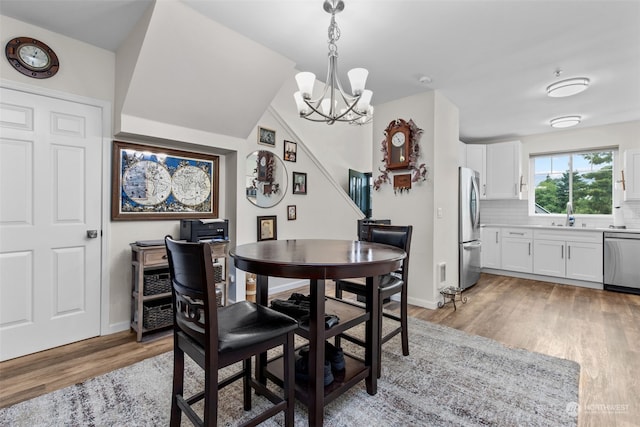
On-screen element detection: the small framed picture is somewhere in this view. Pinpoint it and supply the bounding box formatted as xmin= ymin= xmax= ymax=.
xmin=284 ymin=140 xmax=297 ymax=162
xmin=257 ymin=215 xmax=277 ymax=241
xmin=287 ymin=205 xmax=297 ymax=220
xmin=293 ymin=172 xmax=307 ymax=195
xmin=258 ymin=126 xmax=276 ymax=147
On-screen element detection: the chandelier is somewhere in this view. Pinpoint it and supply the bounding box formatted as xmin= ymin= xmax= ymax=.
xmin=293 ymin=0 xmax=373 ymax=125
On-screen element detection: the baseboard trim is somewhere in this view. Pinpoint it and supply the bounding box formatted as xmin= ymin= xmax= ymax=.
xmin=481 ymin=268 xmax=603 ymax=290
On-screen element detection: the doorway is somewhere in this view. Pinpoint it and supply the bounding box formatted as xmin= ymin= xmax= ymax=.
xmin=348 ymin=169 xmax=372 ymax=218
xmin=0 ymin=86 xmax=104 ymax=361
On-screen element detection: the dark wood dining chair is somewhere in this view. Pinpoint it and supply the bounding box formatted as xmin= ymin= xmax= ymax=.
xmin=164 ymin=236 xmax=298 ymax=427
xmin=334 ymin=224 xmax=412 ymax=377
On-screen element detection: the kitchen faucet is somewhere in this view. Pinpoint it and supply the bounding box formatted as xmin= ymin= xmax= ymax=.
xmin=566 ymin=202 xmax=575 ymax=227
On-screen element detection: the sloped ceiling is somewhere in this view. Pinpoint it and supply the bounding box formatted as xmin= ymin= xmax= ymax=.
xmin=117 ymin=1 xmax=295 ymax=140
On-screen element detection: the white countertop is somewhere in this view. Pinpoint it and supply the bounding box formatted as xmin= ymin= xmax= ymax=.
xmin=481 ymin=224 xmax=639 ymax=233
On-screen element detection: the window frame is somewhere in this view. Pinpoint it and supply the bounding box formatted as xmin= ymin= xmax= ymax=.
xmin=528 ymin=147 xmax=618 ymax=218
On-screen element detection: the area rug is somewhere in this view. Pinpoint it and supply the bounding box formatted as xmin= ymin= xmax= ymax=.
xmin=0 ymin=318 xmax=579 ymax=426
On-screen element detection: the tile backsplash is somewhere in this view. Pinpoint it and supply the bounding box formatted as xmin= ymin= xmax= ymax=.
xmin=480 ymin=199 xmax=640 ymax=230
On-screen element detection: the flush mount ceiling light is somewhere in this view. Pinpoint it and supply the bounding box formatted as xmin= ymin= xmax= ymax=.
xmin=546 ymin=77 xmax=590 ymax=98
xmin=293 ymin=0 xmax=373 ymax=125
xmin=550 ymin=116 xmax=582 ymax=128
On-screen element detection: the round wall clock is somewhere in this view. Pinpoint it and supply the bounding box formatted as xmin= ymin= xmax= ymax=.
xmin=5 ymin=37 xmax=60 ymax=79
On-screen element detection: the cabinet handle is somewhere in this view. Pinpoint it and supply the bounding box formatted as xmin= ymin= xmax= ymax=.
xmin=561 ymin=245 xmax=564 ymax=259
xmin=528 ymin=242 xmax=531 ymax=255
xmin=495 ymin=232 xmax=498 ymax=244
xmin=568 ymin=245 xmax=571 ymax=260
xmin=509 ymin=232 xmax=525 ymax=236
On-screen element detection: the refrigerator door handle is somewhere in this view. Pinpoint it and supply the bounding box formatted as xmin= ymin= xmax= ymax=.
xmin=463 ymin=241 xmax=482 ymax=250
xmin=471 ymin=176 xmax=481 ymax=228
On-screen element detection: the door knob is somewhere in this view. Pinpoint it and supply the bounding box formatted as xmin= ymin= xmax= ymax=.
xmin=86 ymin=230 xmax=98 ymax=239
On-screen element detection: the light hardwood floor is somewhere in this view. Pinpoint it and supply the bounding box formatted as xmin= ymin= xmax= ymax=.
xmin=1 ymin=273 xmax=638 ymax=426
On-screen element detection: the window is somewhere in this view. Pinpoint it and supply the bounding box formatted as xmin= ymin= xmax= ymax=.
xmin=532 ymin=149 xmax=615 ymax=215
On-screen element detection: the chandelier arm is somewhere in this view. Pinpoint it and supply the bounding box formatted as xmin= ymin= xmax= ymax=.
xmin=301 ymin=96 xmax=366 ymax=123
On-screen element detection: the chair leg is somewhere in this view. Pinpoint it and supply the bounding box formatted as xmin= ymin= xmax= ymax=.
xmin=170 ymin=347 xmax=184 ymax=427
xmin=284 ymin=332 xmax=295 ymax=427
xmin=335 ymin=280 xmax=343 ymax=299
xmin=204 ymin=360 xmax=219 ymax=426
xmin=401 ymin=287 xmax=409 ymax=356
xmin=334 ymin=281 xmax=343 ymax=349
xmin=377 ymin=296 xmax=383 ymax=378
xmin=243 ymin=357 xmax=252 ymax=410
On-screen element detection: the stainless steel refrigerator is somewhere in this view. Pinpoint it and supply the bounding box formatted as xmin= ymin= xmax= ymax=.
xmin=459 ymin=167 xmax=481 ymax=290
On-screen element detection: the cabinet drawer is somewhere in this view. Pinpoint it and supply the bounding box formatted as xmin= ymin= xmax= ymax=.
xmin=209 ymin=242 xmax=227 ymax=258
xmin=143 ymin=248 xmax=168 ymax=266
xmin=502 ymin=228 xmax=533 ymax=239
xmin=534 ymin=229 xmax=602 ymax=243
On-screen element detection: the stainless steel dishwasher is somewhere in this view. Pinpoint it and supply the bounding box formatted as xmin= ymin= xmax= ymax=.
xmin=604 ymin=231 xmax=640 ymax=295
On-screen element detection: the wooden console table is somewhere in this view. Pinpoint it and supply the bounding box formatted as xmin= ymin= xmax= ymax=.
xmin=130 ymin=241 xmax=229 ymax=341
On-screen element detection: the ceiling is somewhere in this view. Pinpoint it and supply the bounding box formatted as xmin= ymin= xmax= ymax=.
xmin=2 ymin=0 xmax=639 ymax=143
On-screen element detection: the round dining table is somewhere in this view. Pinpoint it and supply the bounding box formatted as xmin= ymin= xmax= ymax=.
xmin=231 ymin=239 xmax=406 ymax=427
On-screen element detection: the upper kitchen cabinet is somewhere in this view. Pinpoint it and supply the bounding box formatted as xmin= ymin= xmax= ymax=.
xmin=465 ymin=141 xmax=522 ymax=200
xmin=485 ymin=141 xmax=522 ymax=199
xmin=624 ymin=149 xmax=640 ymax=200
xmin=465 ymin=144 xmax=487 ymax=199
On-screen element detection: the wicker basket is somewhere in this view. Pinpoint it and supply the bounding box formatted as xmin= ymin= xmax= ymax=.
xmin=213 ymin=263 xmax=223 ymax=283
xmin=143 ymin=300 xmax=173 ymax=330
xmin=143 ymin=272 xmax=171 ymax=295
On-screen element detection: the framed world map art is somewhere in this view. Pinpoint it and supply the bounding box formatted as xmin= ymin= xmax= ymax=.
xmin=111 ymin=141 xmax=219 ymax=220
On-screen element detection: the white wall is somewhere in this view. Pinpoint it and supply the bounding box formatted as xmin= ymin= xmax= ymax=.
xmin=372 ymin=91 xmax=460 ymax=309
xmin=0 ymin=15 xmax=115 ymax=102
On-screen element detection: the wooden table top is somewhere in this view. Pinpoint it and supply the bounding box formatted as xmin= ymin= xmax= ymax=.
xmin=231 ymin=239 xmax=406 ymax=280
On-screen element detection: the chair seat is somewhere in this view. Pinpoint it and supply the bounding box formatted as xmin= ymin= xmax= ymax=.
xmin=218 ymin=301 xmax=298 ymax=353
xmin=337 ymin=273 xmax=403 ymax=293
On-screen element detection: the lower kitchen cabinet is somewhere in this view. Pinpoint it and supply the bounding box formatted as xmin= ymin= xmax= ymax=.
xmin=533 ymin=239 xmax=566 ymax=277
xmin=533 ymin=230 xmax=603 ymax=283
xmin=565 ymin=241 xmax=603 ymax=282
xmin=501 ymin=228 xmax=532 ymax=273
xmin=481 ymin=227 xmax=501 ymax=268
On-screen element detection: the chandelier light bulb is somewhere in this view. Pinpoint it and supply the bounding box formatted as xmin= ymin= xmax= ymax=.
xmin=347 ymin=68 xmax=368 ymax=95
xmin=295 ymin=72 xmax=316 ymax=99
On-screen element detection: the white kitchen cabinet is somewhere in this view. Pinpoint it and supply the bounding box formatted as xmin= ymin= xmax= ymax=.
xmin=466 ymin=144 xmax=487 ymax=199
xmin=624 ymin=149 xmax=640 ymax=200
xmin=533 ymin=239 xmax=566 ymax=277
xmin=481 ymin=226 xmax=501 ymax=268
xmin=486 ymin=141 xmax=521 ymax=199
xmin=533 ymin=230 xmax=603 ymax=283
xmin=565 ymin=241 xmax=603 ymax=282
xmin=501 ymin=228 xmax=532 ymax=273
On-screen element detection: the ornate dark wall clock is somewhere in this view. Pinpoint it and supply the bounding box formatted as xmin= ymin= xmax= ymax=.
xmin=5 ymin=37 xmax=60 ymax=79
xmin=374 ymin=118 xmax=428 ymax=191
xmin=385 ymin=119 xmax=412 ymax=170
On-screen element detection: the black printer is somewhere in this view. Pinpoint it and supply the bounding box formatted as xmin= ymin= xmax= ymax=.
xmin=180 ymin=219 xmax=229 ymax=242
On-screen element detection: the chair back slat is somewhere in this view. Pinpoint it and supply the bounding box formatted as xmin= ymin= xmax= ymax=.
xmin=165 ymin=236 xmax=218 ymax=347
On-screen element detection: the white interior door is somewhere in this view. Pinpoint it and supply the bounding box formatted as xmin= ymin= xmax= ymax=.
xmin=0 ymin=87 xmax=102 ymax=361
